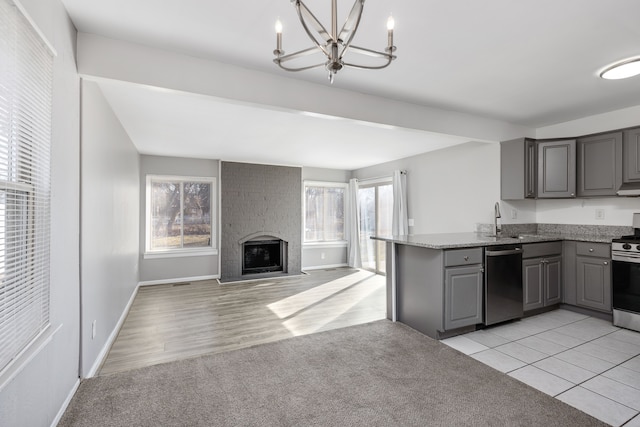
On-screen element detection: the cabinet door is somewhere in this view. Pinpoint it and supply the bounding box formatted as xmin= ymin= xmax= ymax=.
xmin=624 ymin=127 xmax=640 ymax=183
xmin=576 ymin=256 xmax=612 ymax=312
xmin=500 ymin=138 xmax=536 ymax=200
xmin=523 ymin=258 xmax=544 ymax=311
xmin=525 ymin=139 xmax=537 ymax=198
xmin=538 ymin=140 xmax=576 ymax=198
xmin=577 ymin=132 xmax=622 ymax=197
xmin=444 ymin=265 xmax=483 ymax=330
xmin=544 ymin=255 xmax=562 ymax=306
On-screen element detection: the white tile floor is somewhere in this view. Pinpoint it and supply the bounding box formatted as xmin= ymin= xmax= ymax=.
xmin=442 ymin=309 xmax=640 ymax=426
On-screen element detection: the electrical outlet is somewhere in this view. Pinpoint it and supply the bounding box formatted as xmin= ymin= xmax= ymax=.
xmin=408 ymin=218 xmax=415 ymax=227
xmin=511 ymin=209 xmax=517 ymax=219
xmin=595 ymin=209 xmax=605 ymax=220
xmin=91 ymin=320 xmax=96 ymax=339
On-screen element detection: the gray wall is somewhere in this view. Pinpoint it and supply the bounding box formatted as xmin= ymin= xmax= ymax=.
xmin=221 ymin=162 xmax=302 ymax=280
xmin=0 ymin=1 xmax=81 ymax=425
xmin=80 ymin=80 xmax=140 ymax=377
xmin=139 ymin=155 xmax=220 ymax=282
xmin=301 ymin=167 xmax=350 ymax=269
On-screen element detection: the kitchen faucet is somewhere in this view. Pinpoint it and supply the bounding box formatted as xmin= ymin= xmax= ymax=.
xmin=494 ymin=202 xmax=502 ymax=236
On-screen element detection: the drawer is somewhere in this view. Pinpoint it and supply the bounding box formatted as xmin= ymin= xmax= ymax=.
xmin=576 ymin=242 xmax=610 ymax=258
xmin=522 ymin=241 xmax=562 ymax=259
xmin=444 ymin=247 xmax=482 ymax=267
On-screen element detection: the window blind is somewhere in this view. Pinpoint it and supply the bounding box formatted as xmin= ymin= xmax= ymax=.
xmin=0 ymin=0 xmax=53 ymax=373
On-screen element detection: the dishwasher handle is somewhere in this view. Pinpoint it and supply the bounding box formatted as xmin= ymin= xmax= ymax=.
xmin=486 ymin=248 xmax=522 ymax=257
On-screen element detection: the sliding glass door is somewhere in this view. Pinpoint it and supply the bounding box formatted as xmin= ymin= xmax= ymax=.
xmin=358 ymin=180 xmax=393 ymax=274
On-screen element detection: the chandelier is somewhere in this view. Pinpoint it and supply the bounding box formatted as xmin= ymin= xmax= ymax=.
xmin=273 ymin=0 xmax=397 ymax=83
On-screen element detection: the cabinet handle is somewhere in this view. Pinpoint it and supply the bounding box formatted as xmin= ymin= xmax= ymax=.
xmin=571 ymin=193 xmax=575 ymax=197
xmin=589 ymin=248 xmax=594 ymax=252
xmin=464 ymin=256 xmax=469 ymax=261
xmin=604 ymin=261 xmax=608 ymax=265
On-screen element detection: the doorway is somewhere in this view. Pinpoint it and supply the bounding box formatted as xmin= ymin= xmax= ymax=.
xmin=358 ymin=180 xmax=393 ymax=274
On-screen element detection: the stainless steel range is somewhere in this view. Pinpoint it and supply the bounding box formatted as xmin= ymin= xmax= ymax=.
xmin=611 ymin=213 xmax=640 ymax=333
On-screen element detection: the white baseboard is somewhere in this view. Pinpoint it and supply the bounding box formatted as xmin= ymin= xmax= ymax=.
xmin=138 ymin=274 xmax=220 ymax=287
xmin=84 ymin=285 xmax=140 ymax=378
xmin=51 ymin=378 xmax=80 ymax=427
xmin=302 ymin=263 xmax=349 ymax=271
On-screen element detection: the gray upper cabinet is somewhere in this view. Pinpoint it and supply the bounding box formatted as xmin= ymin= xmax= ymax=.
xmin=577 ymin=132 xmax=622 ymax=197
xmin=501 ymin=138 xmax=537 ymax=200
xmin=623 ymin=127 xmax=640 ymax=183
xmin=537 ymin=139 xmax=576 ymax=198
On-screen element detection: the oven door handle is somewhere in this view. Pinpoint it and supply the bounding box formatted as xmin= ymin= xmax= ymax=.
xmin=612 ymin=254 xmax=640 ymax=263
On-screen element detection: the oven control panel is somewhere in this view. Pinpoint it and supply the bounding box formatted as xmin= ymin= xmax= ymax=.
xmin=613 ymin=242 xmax=640 ymax=253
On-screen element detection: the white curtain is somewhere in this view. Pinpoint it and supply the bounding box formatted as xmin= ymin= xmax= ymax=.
xmin=346 ymin=178 xmax=361 ymax=268
xmin=392 ymin=170 xmax=409 ymax=236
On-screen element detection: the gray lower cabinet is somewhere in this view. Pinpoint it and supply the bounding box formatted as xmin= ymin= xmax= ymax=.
xmin=523 ymin=258 xmax=544 ymax=310
xmin=523 ymin=255 xmax=562 ymax=311
xmin=576 ymin=242 xmax=612 ymax=312
xmin=577 ymin=132 xmax=622 ymax=197
xmin=522 ymin=242 xmax=562 ymax=312
xmin=395 ymin=245 xmax=483 ymax=339
xmin=624 ymin=127 xmax=640 ymax=183
xmin=444 ymin=265 xmax=483 ymax=330
xmin=537 ymin=139 xmax=576 ymax=198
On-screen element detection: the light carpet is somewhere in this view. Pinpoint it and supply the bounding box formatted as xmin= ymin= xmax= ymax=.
xmin=59 ymin=320 xmax=606 ymax=426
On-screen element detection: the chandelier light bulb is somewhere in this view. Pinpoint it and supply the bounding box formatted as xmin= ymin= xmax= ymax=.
xmin=386 ymin=15 xmax=395 ymax=31
xmin=275 ymin=19 xmax=283 ymax=34
xmin=600 ymin=58 xmax=640 ymax=80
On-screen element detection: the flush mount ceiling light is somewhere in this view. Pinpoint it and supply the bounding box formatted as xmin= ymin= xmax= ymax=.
xmin=273 ymin=0 xmax=397 ymax=84
xmin=600 ymin=57 xmax=640 ymax=80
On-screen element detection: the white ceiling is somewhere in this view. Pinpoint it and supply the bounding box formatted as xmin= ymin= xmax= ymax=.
xmin=61 ymin=0 xmax=640 ymax=170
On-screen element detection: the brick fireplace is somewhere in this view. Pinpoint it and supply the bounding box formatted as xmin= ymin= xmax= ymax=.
xmin=220 ymin=162 xmax=302 ymax=281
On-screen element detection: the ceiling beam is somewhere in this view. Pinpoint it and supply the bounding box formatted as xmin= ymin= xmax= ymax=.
xmin=77 ymin=32 xmax=533 ymax=143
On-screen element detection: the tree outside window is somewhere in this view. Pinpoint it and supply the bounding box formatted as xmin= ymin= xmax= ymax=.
xmin=148 ymin=177 xmax=214 ymax=251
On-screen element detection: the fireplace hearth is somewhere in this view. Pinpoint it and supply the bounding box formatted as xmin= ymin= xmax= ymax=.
xmin=242 ymin=239 xmax=286 ymax=275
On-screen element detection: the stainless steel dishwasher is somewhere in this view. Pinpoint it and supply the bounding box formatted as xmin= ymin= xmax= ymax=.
xmin=484 ymin=244 xmax=523 ymax=326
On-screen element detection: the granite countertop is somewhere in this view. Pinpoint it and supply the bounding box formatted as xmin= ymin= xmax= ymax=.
xmin=372 ymin=231 xmax=618 ymax=249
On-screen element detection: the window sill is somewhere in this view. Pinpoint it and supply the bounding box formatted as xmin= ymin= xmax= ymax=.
xmin=303 ymin=241 xmax=348 ymax=249
xmin=144 ymin=248 xmax=219 ymax=259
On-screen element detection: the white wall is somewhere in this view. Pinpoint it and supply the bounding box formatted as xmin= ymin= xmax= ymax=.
xmin=353 ymin=142 xmax=528 ymax=234
xmin=139 ymin=155 xmax=220 ymax=283
xmin=80 ymin=80 xmax=140 ymax=377
xmin=0 ymin=1 xmax=81 ymax=426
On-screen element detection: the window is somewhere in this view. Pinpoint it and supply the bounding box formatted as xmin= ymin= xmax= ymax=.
xmin=0 ymin=0 xmax=54 ymax=373
xmin=146 ymin=175 xmax=216 ymax=256
xmin=304 ymin=181 xmax=347 ymax=243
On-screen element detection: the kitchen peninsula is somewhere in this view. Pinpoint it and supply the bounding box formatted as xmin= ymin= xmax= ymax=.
xmin=374 ymin=227 xmax=621 ymax=340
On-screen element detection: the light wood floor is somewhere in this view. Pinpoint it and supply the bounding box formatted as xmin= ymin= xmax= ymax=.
xmin=99 ymin=268 xmax=386 ymax=376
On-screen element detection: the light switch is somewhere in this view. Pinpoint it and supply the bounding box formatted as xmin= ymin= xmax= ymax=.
xmin=408 ymin=218 xmax=415 ymax=227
